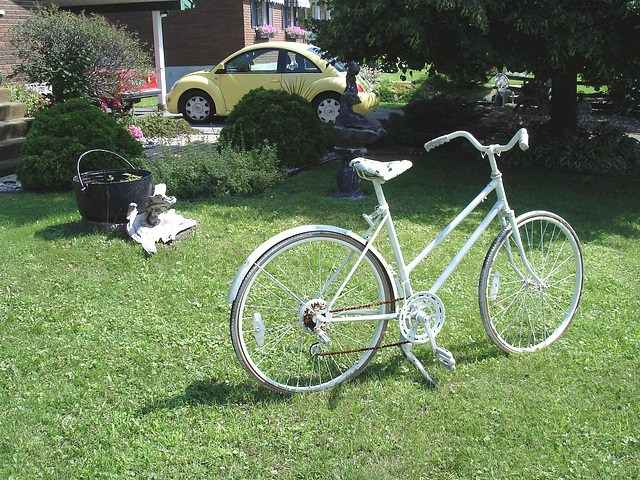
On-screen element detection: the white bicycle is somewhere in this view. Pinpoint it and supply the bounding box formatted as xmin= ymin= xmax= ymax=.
xmin=228 ymin=128 xmax=584 ymax=393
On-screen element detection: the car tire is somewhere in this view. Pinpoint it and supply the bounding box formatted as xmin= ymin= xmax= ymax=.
xmin=179 ymin=89 xmax=215 ymax=124
xmin=312 ymin=93 xmax=341 ymax=123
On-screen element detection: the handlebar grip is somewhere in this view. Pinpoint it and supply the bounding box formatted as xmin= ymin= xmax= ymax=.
xmin=519 ymin=129 xmax=529 ymax=151
xmin=424 ymin=135 xmax=450 ymax=152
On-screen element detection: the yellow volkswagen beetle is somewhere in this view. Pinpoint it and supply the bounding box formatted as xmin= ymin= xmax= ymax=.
xmin=166 ymin=42 xmax=379 ymax=124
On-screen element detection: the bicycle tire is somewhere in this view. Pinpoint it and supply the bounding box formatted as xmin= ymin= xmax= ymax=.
xmin=230 ymin=230 xmax=394 ymax=393
xmin=479 ymin=211 xmax=584 ymax=354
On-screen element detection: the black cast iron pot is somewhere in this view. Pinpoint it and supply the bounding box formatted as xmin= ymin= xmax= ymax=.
xmin=73 ymin=149 xmax=152 ymax=224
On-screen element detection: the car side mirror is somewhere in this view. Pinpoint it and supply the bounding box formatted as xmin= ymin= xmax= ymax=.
xmin=215 ymin=63 xmax=225 ymax=74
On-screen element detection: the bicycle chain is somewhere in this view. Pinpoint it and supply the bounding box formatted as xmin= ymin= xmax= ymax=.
xmin=328 ymin=296 xmax=406 ymax=314
xmin=313 ymin=296 xmax=409 ymax=357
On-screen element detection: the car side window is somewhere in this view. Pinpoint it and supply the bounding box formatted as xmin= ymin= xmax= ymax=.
xmin=282 ymin=51 xmax=321 ymax=74
xmin=226 ymin=49 xmax=279 ymax=73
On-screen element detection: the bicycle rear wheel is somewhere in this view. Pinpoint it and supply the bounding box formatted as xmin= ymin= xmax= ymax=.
xmin=479 ymin=211 xmax=584 ymax=354
xmin=230 ymin=230 xmax=394 ymax=393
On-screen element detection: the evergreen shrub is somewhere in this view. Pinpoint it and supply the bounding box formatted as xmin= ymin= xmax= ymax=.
xmin=218 ymin=88 xmax=333 ymax=168
xmin=17 ymin=99 xmax=144 ymax=192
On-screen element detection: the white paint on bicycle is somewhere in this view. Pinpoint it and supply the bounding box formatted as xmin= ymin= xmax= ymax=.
xmin=399 ymin=291 xmax=445 ymax=344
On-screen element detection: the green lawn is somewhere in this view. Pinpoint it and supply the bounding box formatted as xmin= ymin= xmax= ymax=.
xmin=1 ymin=151 xmax=638 ymax=479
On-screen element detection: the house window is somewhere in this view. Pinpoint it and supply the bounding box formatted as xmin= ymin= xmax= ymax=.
xmin=251 ymin=0 xmax=274 ymax=28
xmin=282 ymin=6 xmax=301 ymax=28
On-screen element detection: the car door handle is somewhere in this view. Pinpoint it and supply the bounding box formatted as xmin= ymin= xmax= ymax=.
xmin=270 ymin=78 xmax=279 ymax=83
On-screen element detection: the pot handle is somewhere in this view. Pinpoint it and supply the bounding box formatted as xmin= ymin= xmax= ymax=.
xmin=77 ymin=149 xmax=136 ymax=191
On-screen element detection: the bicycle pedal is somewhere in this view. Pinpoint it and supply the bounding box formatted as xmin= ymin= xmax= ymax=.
xmin=435 ymin=347 xmax=456 ymax=370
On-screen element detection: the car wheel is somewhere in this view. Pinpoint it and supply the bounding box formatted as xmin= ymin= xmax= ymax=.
xmin=179 ymin=89 xmax=215 ymax=124
xmin=313 ymin=93 xmax=341 ymax=123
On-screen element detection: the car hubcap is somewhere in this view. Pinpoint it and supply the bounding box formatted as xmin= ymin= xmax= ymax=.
xmin=317 ymin=98 xmax=340 ymax=123
xmin=185 ymin=96 xmax=210 ymax=121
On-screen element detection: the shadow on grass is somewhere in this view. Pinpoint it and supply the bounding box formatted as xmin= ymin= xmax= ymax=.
xmin=138 ymin=378 xmax=287 ymax=415
xmin=139 ymin=339 xmax=503 ymax=415
xmin=34 ymin=220 xmax=127 ymax=241
xmin=453 ymin=338 xmax=504 ymax=365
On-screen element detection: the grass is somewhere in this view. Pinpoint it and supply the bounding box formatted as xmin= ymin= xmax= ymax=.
xmin=133 ymin=96 xmax=159 ymax=108
xmin=379 ymin=101 xmax=406 ymax=110
xmin=1 ymin=151 xmax=639 ymax=479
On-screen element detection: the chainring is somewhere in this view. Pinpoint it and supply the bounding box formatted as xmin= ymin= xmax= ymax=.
xmin=398 ymin=291 xmax=445 ymax=344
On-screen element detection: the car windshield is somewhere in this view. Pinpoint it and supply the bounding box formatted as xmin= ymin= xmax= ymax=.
xmin=308 ymin=46 xmax=346 ymax=72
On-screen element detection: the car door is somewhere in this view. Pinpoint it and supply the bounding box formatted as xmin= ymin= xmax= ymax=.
xmin=218 ymin=48 xmax=283 ymax=112
xmin=280 ymin=49 xmax=324 ymax=100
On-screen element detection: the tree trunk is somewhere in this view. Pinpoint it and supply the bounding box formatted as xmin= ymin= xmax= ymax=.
xmin=550 ymin=71 xmax=578 ymax=136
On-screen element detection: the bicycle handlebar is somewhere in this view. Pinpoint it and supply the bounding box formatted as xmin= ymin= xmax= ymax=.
xmin=424 ymin=128 xmax=529 ymax=154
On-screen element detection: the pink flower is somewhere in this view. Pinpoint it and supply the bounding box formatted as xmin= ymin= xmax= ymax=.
xmin=128 ymin=125 xmax=144 ymax=139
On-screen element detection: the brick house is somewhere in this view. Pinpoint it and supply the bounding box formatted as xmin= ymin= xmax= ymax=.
xmin=0 ymin=0 xmax=330 ymax=91
xmin=102 ymin=0 xmax=329 ymax=89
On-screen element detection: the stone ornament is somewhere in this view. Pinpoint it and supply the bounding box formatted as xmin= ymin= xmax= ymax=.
xmin=126 ymin=183 xmax=196 ymax=254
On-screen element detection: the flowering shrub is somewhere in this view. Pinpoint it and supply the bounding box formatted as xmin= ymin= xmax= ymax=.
xmin=128 ymin=125 xmax=144 ymax=138
xmin=285 ymin=25 xmax=307 ymax=37
xmin=255 ymin=24 xmax=281 ymax=36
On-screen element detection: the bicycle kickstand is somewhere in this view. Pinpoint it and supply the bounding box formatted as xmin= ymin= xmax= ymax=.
xmin=399 ymin=311 xmax=457 ymax=386
xmin=399 ymin=341 xmax=437 ymax=387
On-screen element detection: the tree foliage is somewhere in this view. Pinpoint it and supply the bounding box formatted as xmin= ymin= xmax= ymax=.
xmin=9 ymin=6 xmax=151 ymax=103
xmin=308 ymin=0 xmax=640 ymax=134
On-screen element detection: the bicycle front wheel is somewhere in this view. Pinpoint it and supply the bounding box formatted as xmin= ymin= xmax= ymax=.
xmin=230 ymin=230 xmax=394 ymax=394
xmin=479 ymin=211 xmax=584 ymax=354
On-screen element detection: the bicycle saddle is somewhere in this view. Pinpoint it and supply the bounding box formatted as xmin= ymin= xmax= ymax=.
xmin=350 ymin=158 xmax=413 ymax=183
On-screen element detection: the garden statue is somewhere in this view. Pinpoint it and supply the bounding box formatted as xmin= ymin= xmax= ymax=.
xmin=333 ymin=61 xmax=385 ymax=198
xmin=146 ymin=184 xmax=177 ymax=226
xmin=336 ymin=61 xmax=369 ymax=128
xmin=126 ymin=183 xmax=196 ymax=254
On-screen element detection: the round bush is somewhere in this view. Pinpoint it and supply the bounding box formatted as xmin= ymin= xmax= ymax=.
xmin=218 ymin=88 xmax=332 ymax=169
xmin=17 ymin=99 xmax=144 ymax=192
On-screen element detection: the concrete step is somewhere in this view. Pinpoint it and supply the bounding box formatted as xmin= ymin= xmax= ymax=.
xmin=0 ymin=118 xmax=33 ymax=141
xmin=0 ymin=156 xmax=20 ymax=178
xmin=0 ymin=88 xmax=11 ymax=103
xmin=0 ymin=136 xmax=26 ymax=162
xmin=0 ymin=102 xmax=28 ymax=121
xmin=0 ymin=137 xmax=25 ymax=176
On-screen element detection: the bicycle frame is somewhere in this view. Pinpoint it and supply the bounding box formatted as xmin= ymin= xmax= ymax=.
xmin=329 ymin=128 xmax=541 ymax=319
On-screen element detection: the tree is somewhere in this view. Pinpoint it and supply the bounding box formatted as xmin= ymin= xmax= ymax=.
xmin=10 ymin=6 xmax=151 ymax=104
xmin=308 ymin=0 xmax=640 ymax=135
